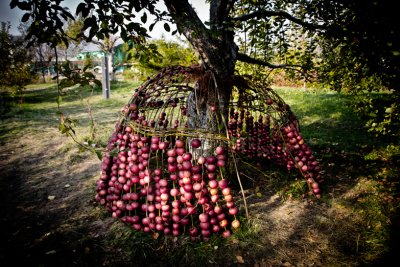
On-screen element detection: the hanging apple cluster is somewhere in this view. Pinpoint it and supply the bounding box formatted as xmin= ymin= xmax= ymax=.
xmin=95 ymin=65 xmax=323 ymax=240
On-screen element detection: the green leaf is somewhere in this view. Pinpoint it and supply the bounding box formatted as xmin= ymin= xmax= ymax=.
xmin=56 ymin=95 xmax=62 ymax=105
xmin=10 ymin=0 xmax=18 ymax=9
xmin=141 ymin=12 xmax=147 ymax=23
xmin=89 ymin=26 xmax=98 ymax=40
xmin=76 ymin=2 xmax=87 ymax=16
xmin=95 ymin=150 xmax=103 ymax=160
xmin=109 ymin=147 xmax=119 ymax=157
xmin=16 ymin=1 xmax=31 ymax=11
xmin=149 ymin=22 xmax=155 ymax=32
xmin=21 ymin=13 xmax=30 ymax=22
xmin=163 ymin=23 xmax=170 ymax=32
xmin=101 ymin=21 xmax=107 ymax=30
xmin=58 ymin=123 xmax=68 ymax=134
xmin=84 ymin=17 xmax=96 ymax=31
xmin=93 ymin=80 xmax=102 ymax=87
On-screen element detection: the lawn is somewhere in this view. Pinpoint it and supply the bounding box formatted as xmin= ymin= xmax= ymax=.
xmin=0 ymin=81 xmax=399 ymax=266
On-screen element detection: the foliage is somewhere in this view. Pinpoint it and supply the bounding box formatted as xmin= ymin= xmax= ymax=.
xmin=352 ymin=93 xmax=400 ymax=138
xmin=313 ymin=41 xmax=400 ymax=137
xmin=18 ymin=20 xmax=58 ymax=83
xmin=310 ymin=0 xmax=400 ymax=137
xmin=54 ymin=60 xmax=103 ymax=158
xmin=128 ymin=39 xmax=198 ymax=79
xmin=230 ymin=0 xmax=400 ymax=137
xmin=10 ymin=0 xmax=75 ymax=47
xmin=12 ymin=0 xmax=398 ymax=83
xmin=56 ymin=60 xmax=101 ymax=90
xmin=0 ymin=21 xmax=34 ymax=95
xmin=57 ymin=15 xmax=87 ymax=60
xmin=10 ymin=0 xmax=400 ymax=233
xmin=320 ymin=0 xmax=400 ymax=91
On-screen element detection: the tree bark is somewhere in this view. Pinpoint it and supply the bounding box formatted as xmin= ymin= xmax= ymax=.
xmin=164 ymin=0 xmax=238 ymax=140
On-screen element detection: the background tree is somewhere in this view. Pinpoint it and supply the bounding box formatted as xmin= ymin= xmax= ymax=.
xmin=126 ymin=38 xmax=198 ymax=79
xmin=0 ymin=21 xmax=33 ymax=94
xmin=92 ymin=34 xmax=120 ymax=81
xmin=17 ymin=20 xmax=54 ymax=83
xmin=57 ymin=15 xmax=86 ymax=61
xmin=313 ymin=0 xmax=400 ymax=137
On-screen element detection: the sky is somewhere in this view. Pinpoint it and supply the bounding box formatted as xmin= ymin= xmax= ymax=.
xmin=0 ymin=0 xmax=209 ymax=39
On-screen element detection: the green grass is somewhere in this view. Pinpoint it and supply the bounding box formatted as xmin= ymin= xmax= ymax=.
xmin=273 ymin=87 xmax=376 ymax=150
xmin=0 ymin=80 xmax=140 ymax=143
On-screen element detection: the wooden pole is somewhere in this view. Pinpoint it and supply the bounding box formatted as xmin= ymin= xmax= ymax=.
xmin=102 ymin=54 xmax=110 ymax=99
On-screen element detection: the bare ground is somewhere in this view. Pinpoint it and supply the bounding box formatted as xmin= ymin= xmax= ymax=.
xmin=0 ymin=124 xmax=398 ymax=266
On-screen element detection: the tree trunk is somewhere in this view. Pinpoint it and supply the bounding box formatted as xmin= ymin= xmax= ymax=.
xmin=165 ymin=0 xmax=237 ymax=142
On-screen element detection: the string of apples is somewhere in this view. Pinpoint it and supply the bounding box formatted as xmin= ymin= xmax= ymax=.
xmin=95 ymin=65 xmax=324 ymax=241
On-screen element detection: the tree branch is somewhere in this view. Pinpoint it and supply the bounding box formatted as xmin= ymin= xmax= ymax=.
xmin=164 ymin=0 xmax=237 ymax=76
xmin=233 ymin=9 xmax=325 ymax=30
xmin=237 ymin=53 xmax=304 ymax=70
xmin=164 ymin=0 xmax=211 ymax=65
xmin=210 ymin=0 xmax=231 ymax=28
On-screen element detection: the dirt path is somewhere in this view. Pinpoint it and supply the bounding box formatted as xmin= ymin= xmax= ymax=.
xmin=0 ymin=128 xmax=110 ymax=266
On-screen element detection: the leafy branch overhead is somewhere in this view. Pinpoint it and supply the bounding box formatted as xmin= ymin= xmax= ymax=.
xmin=10 ymin=0 xmax=328 ymax=70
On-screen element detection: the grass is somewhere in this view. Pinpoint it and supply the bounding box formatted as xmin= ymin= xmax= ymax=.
xmin=0 ymin=80 xmax=140 ymax=144
xmin=1 ymin=81 xmax=399 ymax=266
xmin=273 ymin=86 xmax=374 ymax=150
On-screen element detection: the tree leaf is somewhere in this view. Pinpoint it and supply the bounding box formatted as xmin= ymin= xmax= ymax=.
xmin=16 ymin=1 xmax=31 ymax=11
xmin=56 ymin=95 xmax=62 ymax=106
xmin=21 ymin=13 xmax=30 ymax=22
xmin=10 ymin=0 xmax=18 ymax=9
xmin=76 ymin=2 xmax=86 ymax=16
xmin=164 ymin=23 xmax=170 ymax=32
xmin=141 ymin=12 xmax=147 ymax=24
xmin=149 ymin=22 xmax=156 ymax=32
xmin=95 ymin=150 xmax=103 ymax=160
xmin=385 ymin=107 xmax=393 ymax=113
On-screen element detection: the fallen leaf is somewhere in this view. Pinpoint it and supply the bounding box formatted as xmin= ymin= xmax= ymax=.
xmin=231 ymin=238 xmax=240 ymax=244
xmin=45 ymin=250 xmax=56 ymax=255
xmin=236 ymin=255 xmax=245 ymax=264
